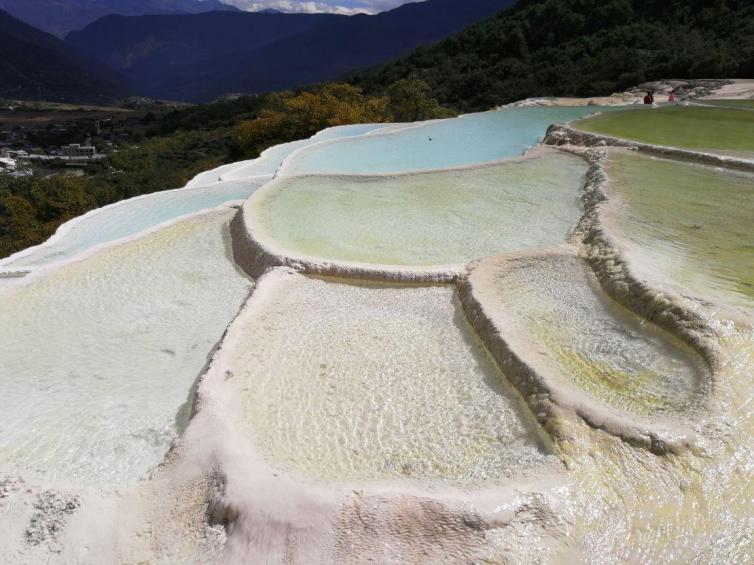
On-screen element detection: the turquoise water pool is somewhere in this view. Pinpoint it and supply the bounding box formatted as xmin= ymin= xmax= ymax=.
xmin=187 ymin=123 xmax=392 ymax=186
xmin=219 ymin=123 xmax=393 ymax=180
xmin=280 ymin=107 xmax=612 ymax=175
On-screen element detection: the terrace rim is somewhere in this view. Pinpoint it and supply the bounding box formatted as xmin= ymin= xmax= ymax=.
xmin=228 ymin=141 xmax=733 ymax=453
xmin=230 ymin=145 xmax=574 ymax=283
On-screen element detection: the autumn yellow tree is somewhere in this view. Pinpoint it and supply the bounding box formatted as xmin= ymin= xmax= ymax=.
xmin=233 ymin=83 xmax=388 ymax=158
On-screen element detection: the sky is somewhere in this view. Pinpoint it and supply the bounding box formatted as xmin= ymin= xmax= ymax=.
xmin=221 ymin=0 xmax=419 ymax=16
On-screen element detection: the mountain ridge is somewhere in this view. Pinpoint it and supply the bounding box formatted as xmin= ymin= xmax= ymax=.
xmin=0 ymin=9 xmax=127 ymax=103
xmin=66 ymin=0 xmax=516 ymax=102
xmin=0 ymin=0 xmax=237 ymax=38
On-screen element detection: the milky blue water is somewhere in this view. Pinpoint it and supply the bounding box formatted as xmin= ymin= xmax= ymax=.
xmin=219 ymin=123 xmax=392 ymax=181
xmin=2 ymin=179 xmax=265 ymax=270
xmin=280 ymin=107 xmax=612 ymax=175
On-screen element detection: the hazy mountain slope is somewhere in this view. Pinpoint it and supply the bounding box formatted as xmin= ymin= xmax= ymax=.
xmin=0 ymin=0 xmax=236 ymax=38
xmin=66 ymin=11 xmax=341 ymax=99
xmin=0 ymin=10 xmax=127 ymax=103
xmin=352 ymin=0 xmax=754 ymax=111
xmin=66 ymin=0 xmax=516 ymax=102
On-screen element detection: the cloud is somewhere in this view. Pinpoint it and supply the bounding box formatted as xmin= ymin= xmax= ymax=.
xmin=222 ymin=0 xmax=416 ymax=16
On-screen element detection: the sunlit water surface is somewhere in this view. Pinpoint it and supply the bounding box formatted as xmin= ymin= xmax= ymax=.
xmin=557 ymin=319 xmax=754 ymax=564
xmin=253 ymin=151 xmax=587 ymax=267
xmin=607 ymin=152 xmax=754 ymax=312
xmin=281 ymin=107 xmax=612 ymax=175
xmin=233 ymin=275 xmax=555 ymax=484
xmin=488 ymin=254 xmax=707 ymax=415
xmin=575 ymin=105 xmax=754 ymax=158
xmin=217 ymin=123 xmax=393 ymax=181
xmin=0 ymin=209 xmax=251 ymax=489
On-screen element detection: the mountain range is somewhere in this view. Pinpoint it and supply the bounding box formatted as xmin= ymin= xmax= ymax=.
xmin=67 ymin=11 xmax=341 ymax=101
xmin=0 ymin=9 xmax=126 ymax=103
xmin=66 ymin=0 xmax=515 ymax=102
xmin=0 ymin=0 xmax=236 ymax=38
xmin=8 ymin=0 xmax=745 ymax=109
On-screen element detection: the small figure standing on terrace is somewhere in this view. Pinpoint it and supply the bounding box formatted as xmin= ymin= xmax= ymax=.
xmin=643 ymin=91 xmax=655 ymax=105
xmin=668 ymin=90 xmax=677 ymax=103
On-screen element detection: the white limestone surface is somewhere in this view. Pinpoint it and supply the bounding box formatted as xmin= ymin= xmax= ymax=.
xmin=0 ymin=207 xmax=252 ymax=490
xmin=225 ymin=270 xmax=555 ymax=484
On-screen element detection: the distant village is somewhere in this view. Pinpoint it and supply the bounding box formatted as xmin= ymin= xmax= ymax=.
xmin=0 ymin=143 xmax=105 ymax=177
xmin=0 ymin=98 xmax=173 ymax=178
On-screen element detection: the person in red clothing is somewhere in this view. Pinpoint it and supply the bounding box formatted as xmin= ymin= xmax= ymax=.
xmin=643 ymin=91 xmax=655 ymax=105
xmin=668 ymin=89 xmax=677 ymax=103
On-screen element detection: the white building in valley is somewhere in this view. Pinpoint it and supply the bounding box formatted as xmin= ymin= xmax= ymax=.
xmin=61 ymin=143 xmax=97 ymax=158
xmin=0 ymin=156 xmax=17 ymax=171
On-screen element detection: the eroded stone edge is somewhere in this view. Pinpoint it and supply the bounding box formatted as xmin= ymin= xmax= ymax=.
xmin=575 ymin=147 xmax=725 ymax=375
xmin=459 ymin=249 xmax=702 ymax=456
xmin=229 ymin=145 xmax=567 ymax=284
xmin=229 ymin=208 xmax=461 ymax=283
xmin=457 ymin=143 xmax=732 ymax=455
xmin=544 ymin=124 xmax=754 ymax=174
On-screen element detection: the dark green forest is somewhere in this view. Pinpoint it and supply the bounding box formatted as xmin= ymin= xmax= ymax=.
xmin=352 ymin=0 xmax=754 ymax=111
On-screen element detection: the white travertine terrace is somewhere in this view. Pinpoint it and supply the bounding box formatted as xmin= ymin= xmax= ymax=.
xmin=2 ymin=88 xmax=753 ymax=562
xmin=544 ymin=123 xmax=754 ymax=172
xmin=219 ymin=271 xmax=557 ymax=483
xmin=0 ymin=207 xmax=253 ymax=489
xmin=460 ymin=249 xmax=709 ymax=454
xmin=231 ymin=147 xmax=587 ymax=281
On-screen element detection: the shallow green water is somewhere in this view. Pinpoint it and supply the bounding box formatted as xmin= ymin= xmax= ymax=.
xmin=486 ymin=255 xmax=706 ymax=416
xmin=575 ymin=106 xmax=754 ymax=156
xmin=253 ymin=151 xmax=587 ymax=267
xmin=699 ymin=99 xmax=754 ymax=110
xmin=234 ymin=275 xmax=554 ymax=483
xmin=608 ymin=152 xmax=754 ymax=310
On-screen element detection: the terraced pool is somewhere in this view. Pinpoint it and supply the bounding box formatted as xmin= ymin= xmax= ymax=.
xmin=232 ymin=272 xmax=554 ymax=483
xmin=250 ymin=149 xmax=587 ymax=268
xmin=281 ymin=106 xmax=609 ymax=175
xmin=574 ymin=106 xmax=754 ymax=158
xmin=606 ymin=151 xmax=754 ymax=311
xmin=0 ymin=208 xmax=251 ymax=489
xmin=473 ymin=253 xmax=707 ymax=416
xmin=204 ymin=123 xmax=392 ymax=183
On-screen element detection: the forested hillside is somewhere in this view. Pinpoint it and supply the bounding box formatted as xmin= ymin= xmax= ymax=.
xmin=353 ymin=0 xmax=754 ymax=111
xmin=0 ymin=10 xmax=127 ymax=103
xmin=67 ymin=0 xmax=515 ymax=102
